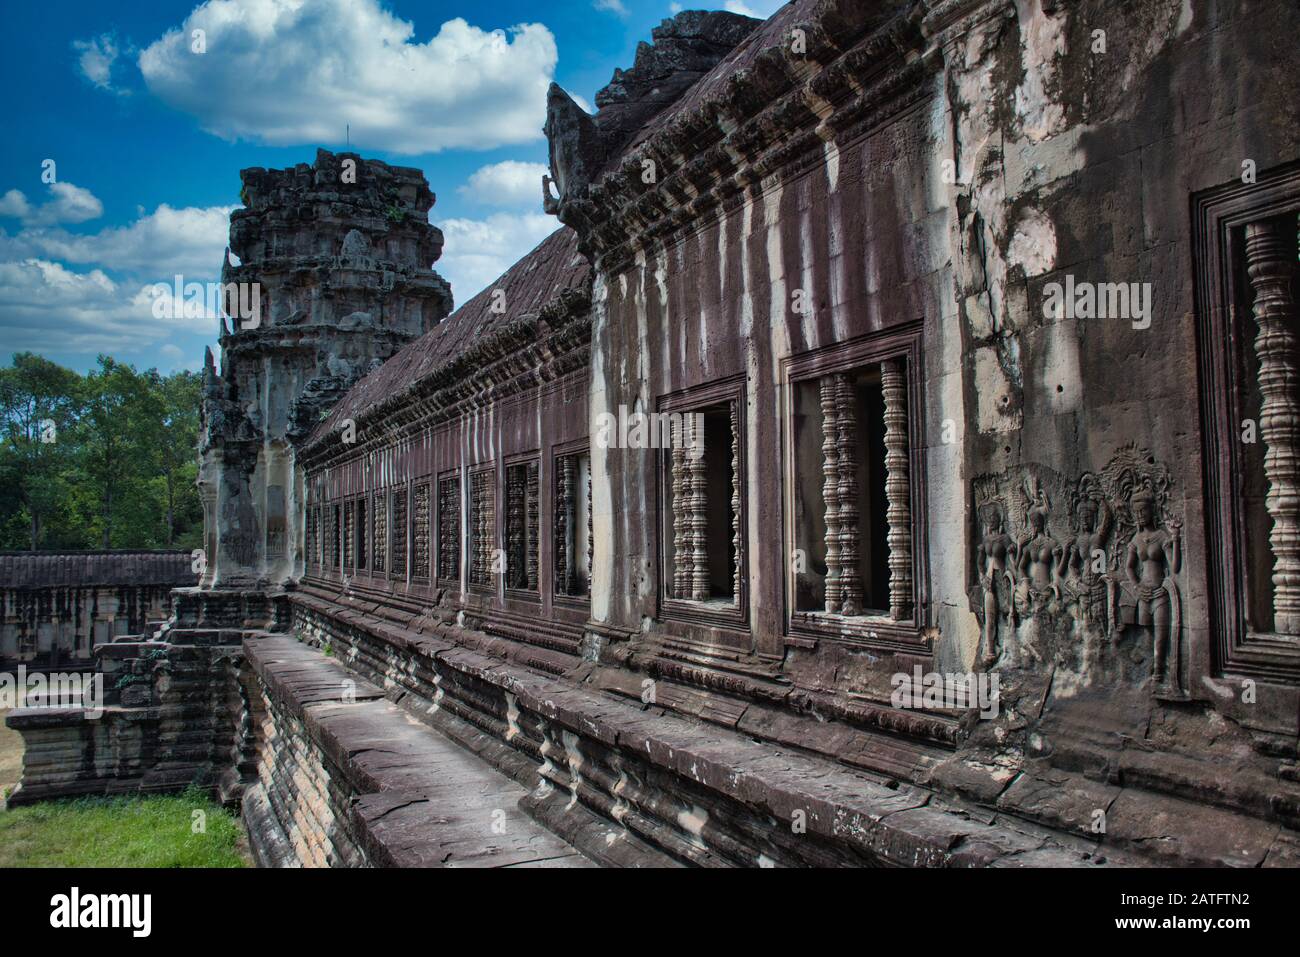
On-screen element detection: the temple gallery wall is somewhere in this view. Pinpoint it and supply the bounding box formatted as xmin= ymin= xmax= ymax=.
xmin=6 ymin=0 xmax=1300 ymax=867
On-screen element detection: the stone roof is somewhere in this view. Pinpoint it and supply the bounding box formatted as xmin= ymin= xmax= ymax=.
xmin=599 ymin=4 xmax=803 ymax=173
xmin=0 ymin=551 xmax=198 ymax=589
xmin=308 ymin=226 xmax=589 ymax=445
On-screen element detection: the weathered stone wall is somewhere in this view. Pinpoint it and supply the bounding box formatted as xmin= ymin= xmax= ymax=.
xmin=4 ymin=588 xmax=286 ymax=806
xmin=199 ymin=149 xmax=452 ymax=588
xmin=285 ymin=584 xmax=1149 ymax=866
xmin=285 ymin=0 xmax=1300 ymax=865
xmin=0 ymin=551 xmax=197 ymax=671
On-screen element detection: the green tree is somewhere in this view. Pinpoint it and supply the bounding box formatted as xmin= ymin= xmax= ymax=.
xmin=0 ymin=353 xmax=80 ymax=549
xmin=74 ymin=357 xmax=159 ymax=549
xmin=154 ymin=370 xmax=202 ymax=547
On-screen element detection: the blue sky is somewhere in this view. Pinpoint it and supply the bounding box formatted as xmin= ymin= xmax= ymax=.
xmin=0 ymin=0 xmax=785 ymax=374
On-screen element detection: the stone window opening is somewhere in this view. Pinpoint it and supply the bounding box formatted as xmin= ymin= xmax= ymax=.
xmin=554 ymin=451 xmax=592 ymax=599
xmin=787 ymin=353 xmax=915 ymax=629
xmin=373 ymin=490 xmax=387 ymax=575
xmin=342 ymin=497 xmax=354 ymax=571
xmin=1194 ymin=166 xmax=1300 ymax=680
xmin=506 ymin=460 xmax=541 ymax=594
xmin=329 ymin=503 xmax=340 ymax=571
xmin=413 ymin=483 xmax=431 ymax=581
xmin=660 ymin=398 xmax=744 ymax=611
xmin=392 ymin=485 xmax=409 ymax=581
xmin=306 ymin=505 xmax=319 ymax=570
xmin=1236 ymin=213 xmax=1300 ymax=637
xmin=355 ymin=497 xmax=367 ymax=571
xmin=437 ymin=473 xmax=461 ymax=584
xmin=469 ymin=468 xmax=496 ymax=589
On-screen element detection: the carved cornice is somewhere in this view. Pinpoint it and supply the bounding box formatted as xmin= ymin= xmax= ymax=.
xmin=300 ymin=282 xmax=593 ymax=471
xmin=555 ymin=3 xmax=933 ymax=274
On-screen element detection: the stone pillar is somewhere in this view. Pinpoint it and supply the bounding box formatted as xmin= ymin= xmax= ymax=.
xmin=820 ymin=377 xmax=843 ymax=613
xmin=1245 ymin=217 xmax=1300 ymax=633
xmin=881 ymin=359 xmax=912 ymax=620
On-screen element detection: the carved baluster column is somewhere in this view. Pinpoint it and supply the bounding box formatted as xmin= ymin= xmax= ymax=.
xmin=731 ymin=401 xmax=742 ymax=605
xmin=687 ymin=413 xmax=710 ymax=601
xmin=881 ymin=359 xmax=913 ymax=620
xmin=1246 ymin=218 xmax=1300 ymax=633
xmin=820 ymin=377 xmax=843 ymax=613
xmin=559 ymin=456 xmax=577 ymax=593
xmin=508 ymin=468 xmax=524 ymax=589
xmin=587 ymin=466 xmax=593 ymax=600
xmin=835 ymin=374 xmax=863 ymax=616
xmin=554 ymin=460 xmax=568 ymax=592
xmin=671 ymin=420 xmax=690 ymax=599
xmin=526 ymin=462 xmax=539 ymax=591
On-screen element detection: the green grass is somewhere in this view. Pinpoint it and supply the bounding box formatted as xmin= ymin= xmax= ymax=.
xmin=0 ymin=787 xmax=250 ymax=868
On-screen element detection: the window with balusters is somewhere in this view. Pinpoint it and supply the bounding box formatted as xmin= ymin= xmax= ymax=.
xmin=783 ymin=332 xmax=923 ymax=646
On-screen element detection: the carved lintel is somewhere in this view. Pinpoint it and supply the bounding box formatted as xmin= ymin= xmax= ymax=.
xmin=1245 ymin=217 xmax=1300 ymax=634
xmin=882 ymin=359 xmax=913 ymax=620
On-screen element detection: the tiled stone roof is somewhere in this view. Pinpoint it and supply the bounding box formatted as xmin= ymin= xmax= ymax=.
xmin=0 ymin=551 xmax=198 ymax=588
xmin=308 ymin=226 xmax=588 ymax=444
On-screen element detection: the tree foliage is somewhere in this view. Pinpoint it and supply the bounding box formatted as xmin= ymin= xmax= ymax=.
xmin=0 ymin=353 xmax=203 ymax=551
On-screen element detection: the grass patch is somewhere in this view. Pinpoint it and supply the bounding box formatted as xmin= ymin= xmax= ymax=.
xmin=0 ymin=787 xmax=249 ymax=868
xmin=0 ymin=706 xmax=23 ymax=800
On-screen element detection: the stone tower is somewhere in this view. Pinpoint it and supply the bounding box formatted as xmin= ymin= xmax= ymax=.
xmin=197 ymin=149 xmax=452 ymax=588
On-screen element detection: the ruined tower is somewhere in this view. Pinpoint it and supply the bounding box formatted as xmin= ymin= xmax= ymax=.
xmin=198 ymin=149 xmax=453 ymax=588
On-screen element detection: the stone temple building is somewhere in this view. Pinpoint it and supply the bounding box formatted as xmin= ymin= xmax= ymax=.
xmin=8 ymin=0 xmax=1300 ymax=867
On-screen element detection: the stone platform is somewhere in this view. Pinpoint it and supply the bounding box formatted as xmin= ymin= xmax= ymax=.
xmin=240 ymin=635 xmax=597 ymax=867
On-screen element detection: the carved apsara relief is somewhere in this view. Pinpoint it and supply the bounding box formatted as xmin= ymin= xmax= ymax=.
xmin=970 ymin=445 xmax=1185 ymax=697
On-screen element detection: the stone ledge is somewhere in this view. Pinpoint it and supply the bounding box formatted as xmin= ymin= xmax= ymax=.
xmin=242 ymin=635 xmax=596 ymax=868
xmin=289 ymin=595 xmax=1139 ymax=867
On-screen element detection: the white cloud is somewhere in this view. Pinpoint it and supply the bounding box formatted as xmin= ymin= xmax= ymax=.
xmin=437 ymin=212 xmax=561 ymax=305
xmin=595 ymin=0 xmax=629 ymax=15
xmin=0 ymin=259 xmax=213 ymax=356
xmin=458 ymin=161 xmax=550 ymax=208
xmin=73 ymin=33 xmax=127 ymax=94
xmin=714 ymin=1 xmax=787 ymax=17
xmin=0 ymin=182 xmax=104 ymax=227
xmin=137 ymin=0 xmax=558 ymax=154
xmin=1 ymin=203 xmax=235 ymax=278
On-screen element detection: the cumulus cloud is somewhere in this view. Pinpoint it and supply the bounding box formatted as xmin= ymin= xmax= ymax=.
xmin=437 ymin=212 xmax=561 ymax=305
xmin=1 ymin=203 xmax=235 ymax=278
xmin=595 ymin=0 xmax=629 ymax=15
xmin=137 ymin=0 xmax=558 ymax=154
xmin=667 ymin=1 xmax=782 ymax=20
xmin=0 ymin=259 xmax=214 ymax=356
xmin=458 ymin=161 xmax=550 ymax=208
xmin=73 ymin=33 xmax=128 ymax=94
xmin=0 ymin=182 xmax=104 ymax=227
